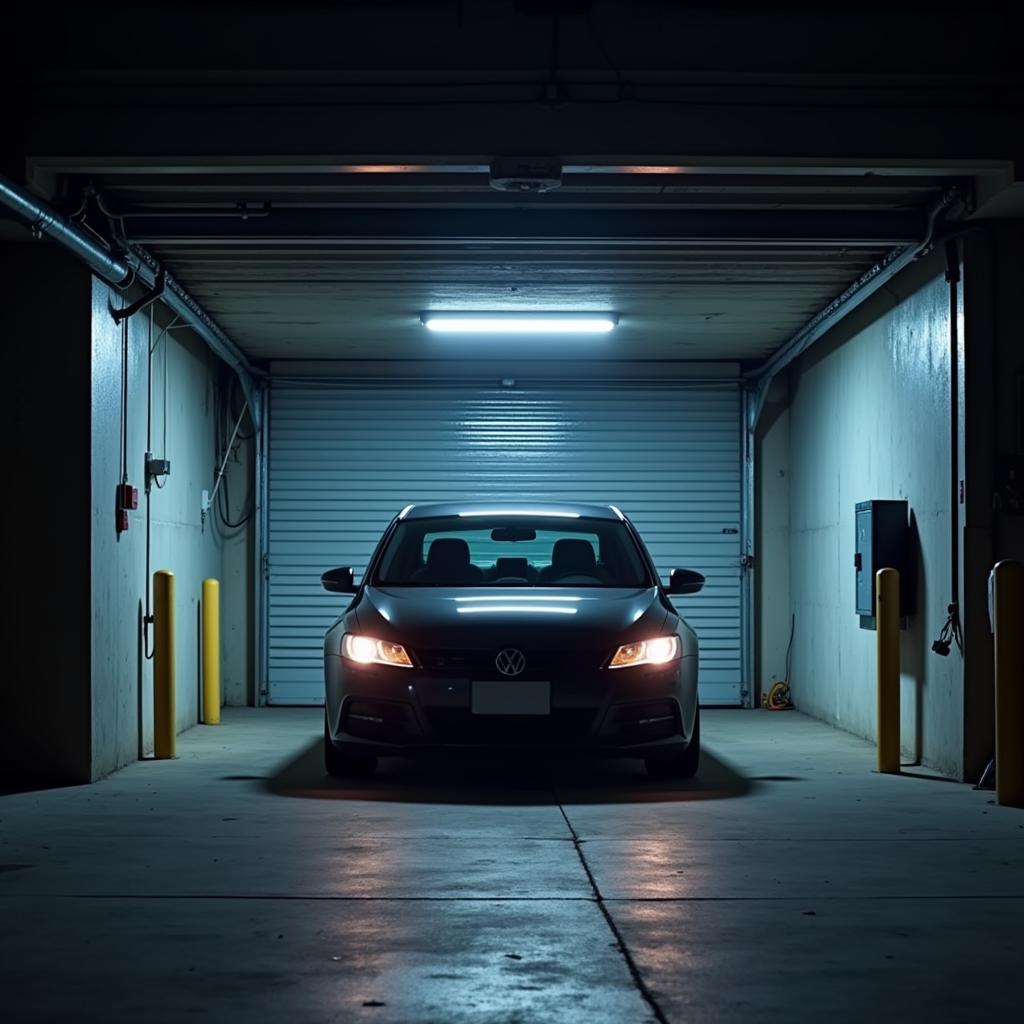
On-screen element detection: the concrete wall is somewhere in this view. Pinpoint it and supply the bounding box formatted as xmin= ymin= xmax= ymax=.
xmin=991 ymin=226 xmax=1024 ymax=564
xmin=755 ymin=376 xmax=791 ymax=701
xmin=0 ymin=250 xmax=250 ymax=784
xmin=212 ymin=407 xmax=255 ymax=707
xmin=0 ymin=247 xmax=93 ymax=785
xmin=785 ymin=253 xmax=964 ymax=778
xmin=959 ymin=224 xmax=1024 ymax=777
xmin=90 ymin=281 xmax=254 ymax=778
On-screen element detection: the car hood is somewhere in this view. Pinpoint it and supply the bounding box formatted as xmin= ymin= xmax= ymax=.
xmin=354 ymin=586 xmax=669 ymax=651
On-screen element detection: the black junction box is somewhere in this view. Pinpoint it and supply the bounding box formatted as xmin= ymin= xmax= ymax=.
xmin=854 ymin=499 xmax=915 ymax=629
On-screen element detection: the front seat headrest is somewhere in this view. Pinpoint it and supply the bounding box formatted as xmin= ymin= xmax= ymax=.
xmin=426 ymin=537 xmax=472 ymax=570
xmin=551 ymin=538 xmax=596 ymax=573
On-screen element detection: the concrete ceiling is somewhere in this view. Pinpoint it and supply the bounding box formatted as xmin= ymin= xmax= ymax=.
xmin=25 ymin=160 xmax=975 ymax=369
xmin=159 ymin=244 xmax=885 ymax=363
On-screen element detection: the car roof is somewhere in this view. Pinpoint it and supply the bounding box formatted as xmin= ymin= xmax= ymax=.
xmin=400 ymin=501 xmax=623 ymax=521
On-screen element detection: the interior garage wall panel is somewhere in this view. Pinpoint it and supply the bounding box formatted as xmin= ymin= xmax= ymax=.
xmin=755 ymin=376 xmax=791 ymax=701
xmin=787 ymin=265 xmax=962 ymax=777
xmin=90 ymin=284 xmax=227 ymax=777
xmin=267 ymin=383 xmax=743 ymax=706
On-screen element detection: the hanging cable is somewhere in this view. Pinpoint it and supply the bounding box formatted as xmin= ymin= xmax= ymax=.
xmin=785 ymin=613 xmax=795 ymax=682
xmin=142 ymin=310 xmax=187 ymax=655
xmin=150 ymin=314 xmax=186 ymax=490
xmin=227 ymin=373 xmax=255 ymax=441
xmin=204 ymin=396 xmax=249 ymax=532
xmin=218 ymin=466 xmax=252 ymax=530
xmin=217 ymin=376 xmax=254 ymax=530
xmin=120 ymin=310 xmax=129 ymax=487
xmin=933 ymin=239 xmax=964 ymax=657
xmin=207 ymin=372 xmax=254 ymax=530
xmin=163 ymin=315 xmax=170 ymax=469
xmin=144 ymin=307 xmax=155 ymax=659
xmin=762 ymin=615 xmax=796 ymax=709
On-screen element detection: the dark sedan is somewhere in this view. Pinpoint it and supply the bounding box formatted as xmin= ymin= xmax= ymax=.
xmin=321 ymin=502 xmax=705 ymax=778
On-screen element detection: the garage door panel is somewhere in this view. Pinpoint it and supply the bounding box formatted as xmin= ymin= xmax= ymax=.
xmin=267 ymin=383 xmax=744 ymax=706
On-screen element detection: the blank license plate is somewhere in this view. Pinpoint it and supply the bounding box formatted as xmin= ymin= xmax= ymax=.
xmin=471 ymin=680 xmax=550 ymax=715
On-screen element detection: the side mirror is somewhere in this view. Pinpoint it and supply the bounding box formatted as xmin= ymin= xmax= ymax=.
xmin=668 ymin=568 xmax=705 ymax=595
xmin=321 ymin=567 xmax=356 ymax=593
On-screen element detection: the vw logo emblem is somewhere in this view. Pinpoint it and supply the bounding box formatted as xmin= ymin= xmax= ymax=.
xmin=495 ymin=648 xmax=526 ymax=677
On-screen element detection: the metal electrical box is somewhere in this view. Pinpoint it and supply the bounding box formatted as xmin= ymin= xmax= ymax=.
xmin=854 ymin=500 xmax=914 ymax=628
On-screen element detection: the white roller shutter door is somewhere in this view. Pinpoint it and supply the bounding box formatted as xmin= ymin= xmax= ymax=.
xmin=267 ymin=382 xmax=743 ymax=705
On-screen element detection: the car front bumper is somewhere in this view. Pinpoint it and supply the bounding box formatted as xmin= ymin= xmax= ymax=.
xmin=325 ymin=654 xmax=698 ymax=757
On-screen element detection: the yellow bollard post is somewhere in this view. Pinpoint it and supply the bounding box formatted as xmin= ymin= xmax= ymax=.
xmin=994 ymin=559 xmax=1024 ymax=807
xmin=876 ymin=568 xmax=900 ymax=774
xmin=153 ymin=570 xmax=176 ymax=759
xmin=202 ymin=578 xmax=221 ymax=725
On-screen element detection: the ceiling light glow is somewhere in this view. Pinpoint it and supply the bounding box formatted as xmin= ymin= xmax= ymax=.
xmin=421 ymin=313 xmax=617 ymax=335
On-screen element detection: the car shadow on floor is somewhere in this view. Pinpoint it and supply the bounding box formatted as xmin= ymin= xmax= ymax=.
xmin=266 ymin=740 xmax=753 ymax=805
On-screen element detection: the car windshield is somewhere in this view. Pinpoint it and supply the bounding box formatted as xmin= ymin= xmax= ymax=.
xmin=373 ymin=515 xmax=652 ymax=588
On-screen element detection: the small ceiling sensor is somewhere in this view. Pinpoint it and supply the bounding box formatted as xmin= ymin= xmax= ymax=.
xmin=489 ymin=157 xmax=562 ymax=193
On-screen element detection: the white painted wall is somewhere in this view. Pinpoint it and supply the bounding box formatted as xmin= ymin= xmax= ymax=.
xmin=785 ymin=258 xmax=963 ymax=778
xmin=90 ymin=280 xmax=252 ymax=777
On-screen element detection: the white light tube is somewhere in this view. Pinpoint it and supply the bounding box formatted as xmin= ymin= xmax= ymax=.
xmin=421 ymin=313 xmax=617 ymax=334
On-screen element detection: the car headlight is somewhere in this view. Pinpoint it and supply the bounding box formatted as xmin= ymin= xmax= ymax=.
xmin=608 ymin=635 xmax=681 ymax=669
xmin=341 ymin=633 xmax=414 ymax=668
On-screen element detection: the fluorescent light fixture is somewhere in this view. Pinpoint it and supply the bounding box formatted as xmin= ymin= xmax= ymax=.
xmin=457 ymin=509 xmax=580 ymax=518
xmin=421 ymin=312 xmax=617 ymax=334
xmin=455 ymin=595 xmax=581 ymax=602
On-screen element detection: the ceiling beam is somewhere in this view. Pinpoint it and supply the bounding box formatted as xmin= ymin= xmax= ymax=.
xmin=124 ymin=206 xmax=928 ymax=246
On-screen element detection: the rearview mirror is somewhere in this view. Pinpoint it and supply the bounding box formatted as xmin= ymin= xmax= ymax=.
xmin=668 ymin=569 xmax=705 ymax=595
xmin=491 ymin=527 xmax=537 ymax=542
xmin=321 ymin=567 xmax=356 ymax=593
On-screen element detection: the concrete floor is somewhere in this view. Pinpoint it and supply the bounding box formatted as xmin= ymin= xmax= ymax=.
xmin=1 ymin=710 xmax=1021 ymax=1023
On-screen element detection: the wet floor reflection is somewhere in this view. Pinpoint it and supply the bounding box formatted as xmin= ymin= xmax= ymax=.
xmin=320 ymin=899 xmax=654 ymax=1021
xmin=267 ymin=741 xmax=753 ymax=805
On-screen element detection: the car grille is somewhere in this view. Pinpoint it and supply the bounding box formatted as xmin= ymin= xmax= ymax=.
xmin=416 ymin=648 xmax=600 ymax=677
xmin=423 ymin=708 xmax=597 ymax=745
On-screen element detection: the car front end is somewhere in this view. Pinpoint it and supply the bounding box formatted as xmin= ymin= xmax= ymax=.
xmin=321 ymin=503 xmax=704 ymax=778
xmin=324 ymin=589 xmax=698 ymax=758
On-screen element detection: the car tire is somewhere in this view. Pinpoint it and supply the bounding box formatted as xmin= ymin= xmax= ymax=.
xmin=324 ymin=715 xmax=378 ymax=778
xmin=645 ymin=707 xmax=700 ymax=779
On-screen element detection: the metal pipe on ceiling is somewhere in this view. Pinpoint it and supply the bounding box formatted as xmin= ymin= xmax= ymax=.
xmin=0 ymin=175 xmax=133 ymax=284
xmin=745 ymin=187 xmax=962 ymax=431
xmin=0 ymin=173 xmax=263 ymax=428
